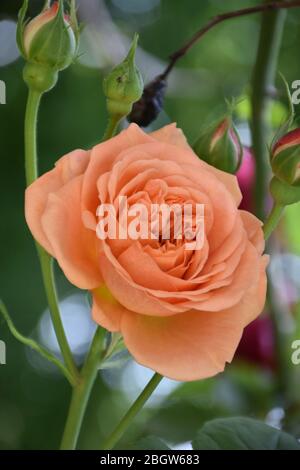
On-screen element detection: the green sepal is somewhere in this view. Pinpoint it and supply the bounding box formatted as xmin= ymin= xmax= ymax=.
xmin=272 ymin=146 xmax=300 ymax=187
xmin=270 ymin=73 xmax=295 ymax=152
xmin=16 ymin=0 xmax=29 ymax=57
xmin=270 ymin=177 xmax=300 ymax=206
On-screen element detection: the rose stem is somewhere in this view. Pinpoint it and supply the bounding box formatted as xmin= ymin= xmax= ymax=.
xmin=60 ymin=327 xmax=107 ymax=450
xmin=263 ymin=199 xmax=291 ymax=401
xmin=59 ymin=117 xmax=121 ymax=449
xmin=24 ymin=88 xmax=78 ymax=382
xmin=102 ymin=116 xmax=120 ymax=141
xmin=251 ymin=2 xmax=291 ymax=407
xmin=101 ymin=373 xmax=163 ymax=450
xmin=250 ymin=1 xmax=286 ymax=220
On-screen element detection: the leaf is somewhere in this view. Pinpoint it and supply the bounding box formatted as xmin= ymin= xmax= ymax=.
xmin=145 ymin=365 xmax=274 ymax=445
xmin=129 ymin=436 xmax=171 ymax=450
xmin=192 ymin=417 xmax=300 ymax=450
xmin=0 ymin=300 xmax=76 ymax=386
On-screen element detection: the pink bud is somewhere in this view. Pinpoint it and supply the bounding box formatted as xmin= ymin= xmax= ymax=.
xmin=194 ymin=117 xmax=243 ymax=174
xmin=23 ymin=2 xmax=68 ymax=56
xmin=273 ymin=127 xmax=300 ymax=156
xmin=271 ymin=128 xmax=300 ymax=187
xmin=209 ymin=118 xmax=229 ymax=150
xmin=237 ymin=316 xmax=276 ymax=370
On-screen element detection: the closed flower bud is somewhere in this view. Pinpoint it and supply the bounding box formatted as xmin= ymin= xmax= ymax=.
xmin=17 ymin=0 xmax=79 ymax=92
xmin=237 ymin=147 xmax=255 ymax=212
xmin=237 ymin=316 xmax=276 ymax=371
xmin=128 ymin=75 xmax=167 ymax=127
xmin=271 ymin=128 xmax=300 ymax=187
xmin=193 ymin=117 xmax=243 ymax=174
xmin=103 ymin=34 xmax=143 ymax=120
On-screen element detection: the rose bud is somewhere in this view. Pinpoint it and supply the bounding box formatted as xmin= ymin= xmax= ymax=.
xmin=128 ymin=75 xmax=167 ymax=127
xmin=17 ymin=0 xmax=79 ymax=92
xmin=103 ymin=33 xmax=143 ymax=121
xmin=193 ymin=117 xmax=243 ymax=174
xmin=237 ymin=147 xmax=255 ymax=212
xmin=271 ymin=128 xmax=300 ymax=187
xmin=236 ymin=316 xmax=276 ymax=371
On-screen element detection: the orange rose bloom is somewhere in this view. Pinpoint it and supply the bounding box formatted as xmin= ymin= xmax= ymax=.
xmin=25 ymin=124 xmax=268 ymax=381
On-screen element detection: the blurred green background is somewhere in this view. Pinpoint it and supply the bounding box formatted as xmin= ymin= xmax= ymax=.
xmin=0 ymin=0 xmax=300 ymax=450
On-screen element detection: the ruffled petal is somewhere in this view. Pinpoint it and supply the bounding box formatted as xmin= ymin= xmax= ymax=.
xmin=121 ymin=256 xmax=268 ymax=381
xmin=41 ymin=176 xmax=102 ymax=289
xmin=25 ymin=149 xmax=90 ymax=254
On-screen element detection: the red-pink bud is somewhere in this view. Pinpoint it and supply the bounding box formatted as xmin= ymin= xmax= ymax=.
xmin=237 ymin=316 xmax=276 ymax=370
xmin=237 ymin=147 xmax=255 ymax=212
xmin=17 ymin=0 xmax=78 ymax=73
xmin=194 ymin=117 xmax=243 ymax=174
xmin=23 ymin=2 xmax=60 ymax=56
xmin=271 ymin=128 xmax=300 ymax=187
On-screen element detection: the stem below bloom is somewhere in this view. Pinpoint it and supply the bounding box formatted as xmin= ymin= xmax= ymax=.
xmin=60 ymin=327 xmax=107 ymax=450
xmin=24 ymin=87 xmax=78 ymax=381
xmin=263 ymin=203 xmax=284 ymax=241
xmin=25 ymin=89 xmax=41 ymax=185
xmin=101 ymin=373 xmax=163 ymax=450
xmin=60 ymin=117 xmax=120 ymax=450
xmin=102 ymin=116 xmax=120 ymax=141
xmin=38 ymin=248 xmax=78 ymax=380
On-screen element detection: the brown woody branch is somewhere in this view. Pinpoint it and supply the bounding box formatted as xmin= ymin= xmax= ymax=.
xmin=161 ymin=1 xmax=300 ymax=79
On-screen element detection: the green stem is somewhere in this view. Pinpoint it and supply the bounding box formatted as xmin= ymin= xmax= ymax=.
xmin=267 ymin=274 xmax=293 ymax=399
xmin=0 ymin=300 xmax=75 ymax=386
xmin=25 ymin=89 xmax=41 ymax=185
xmin=60 ymin=327 xmax=107 ymax=450
xmin=38 ymin=248 xmax=78 ymax=381
xmin=24 ymin=87 xmax=78 ymax=381
xmin=102 ymin=116 xmax=120 ymax=141
xmin=101 ymin=373 xmax=163 ymax=450
xmin=60 ymin=117 xmax=120 ymax=450
xmin=263 ymin=202 xmax=284 ymax=240
xmin=250 ymin=2 xmax=286 ymax=220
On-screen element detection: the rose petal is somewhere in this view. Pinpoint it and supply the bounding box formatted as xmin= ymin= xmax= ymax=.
xmin=41 ymin=176 xmax=102 ymax=289
xmin=121 ymin=256 xmax=268 ymax=381
xmin=150 ymin=123 xmax=189 ymax=149
xmin=25 ymin=149 xmax=90 ymax=254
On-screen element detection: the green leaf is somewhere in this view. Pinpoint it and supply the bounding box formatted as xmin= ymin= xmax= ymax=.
xmin=192 ymin=417 xmax=300 ymax=450
xmin=129 ymin=436 xmax=171 ymax=450
xmin=0 ymin=300 xmax=76 ymax=386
